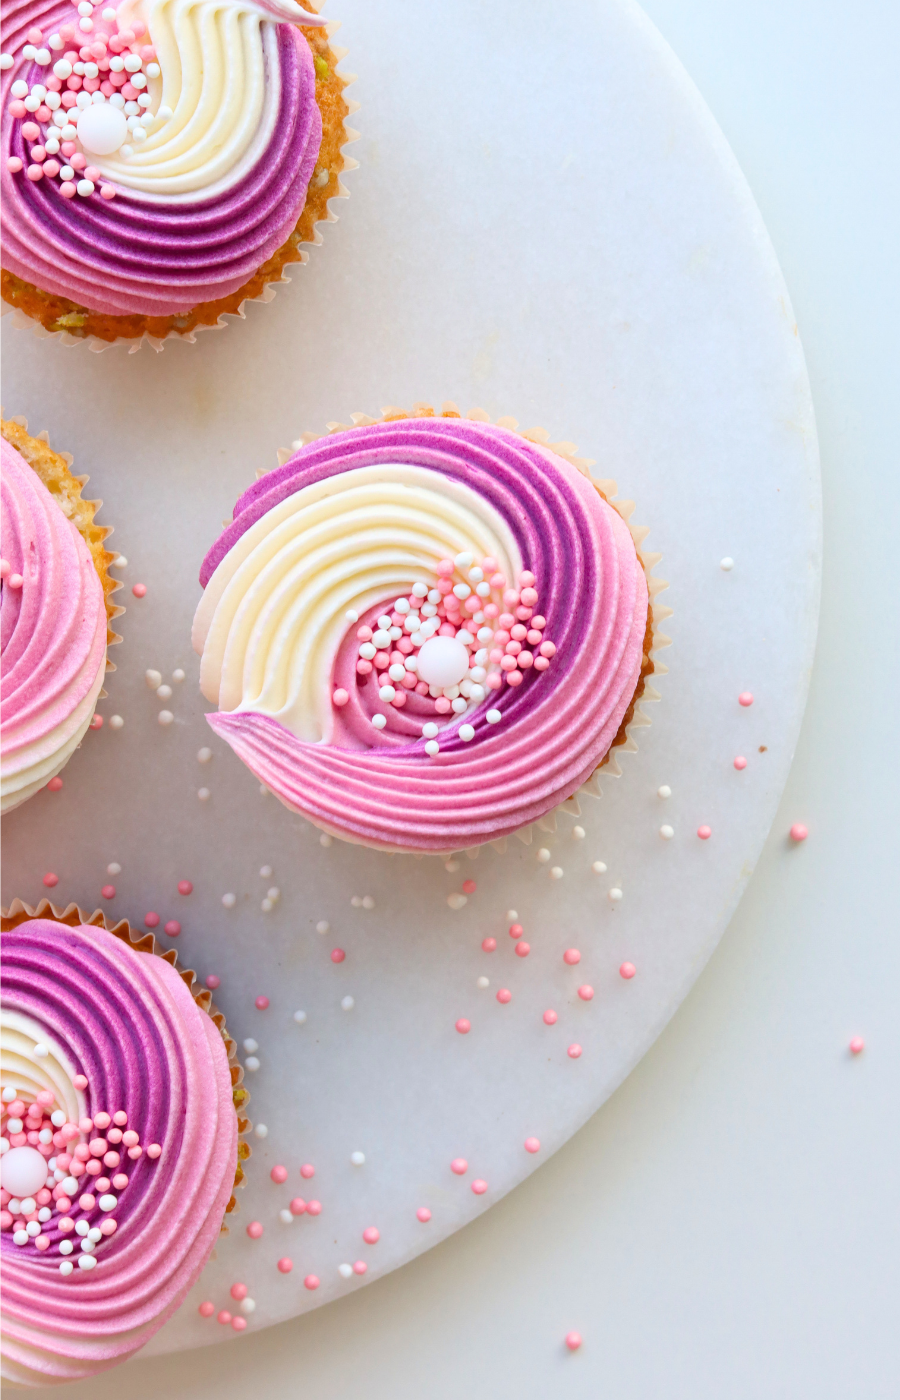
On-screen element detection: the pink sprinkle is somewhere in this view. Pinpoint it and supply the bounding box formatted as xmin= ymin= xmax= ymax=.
xmin=231 ymin=1316 xmax=247 ymax=1332
xmin=462 ymin=878 xmax=476 ymax=895
xmin=6 ymin=156 xmax=24 ymax=174
xmin=93 ymin=1112 xmax=111 ymax=1130
xmin=217 ymin=1310 xmax=232 ymax=1325
xmin=73 ymin=1075 xmax=88 ymax=1090
xmin=738 ymin=692 xmax=754 ymax=706
xmin=113 ymin=1112 xmax=128 ymax=1126
xmin=289 ymin=1197 xmax=306 ymax=1215
xmin=300 ymin=1163 xmax=315 ymax=1180
xmin=69 ymin=152 xmax=86 ymax=171
xmin=333 ymin=688 xmax=349 ymax=707
xmin=543 ymin=1009 xmax=557 ymax=1025
xmin=734 ymin=756 xmax=747 ymax=770
xmin=304 ymin=1274 xmax=320 ymax=1289
xmin=120 ymin=1129 xmax=137 ymax=1145
xmin=471 ymin=1179 xmax=488 ymax=1195
xmin=246 ymin=1221 xmax=263 ymax=1239
xmin=567 ymin=1044 xmax=583 ymax=1059
xmin=8 ymin=102 xmax=28 ymax=120
xmin=78 ymin=1193 xmax=95 ymax=1211
xmin=112 ymin=1174 xmax=128 ymax=1189
xmin=533 ymin=656 xmax=550 ymax=671
xmin=539 ymin=640 xmax=556 ymax=658
xmin=849 ymin=1037 xmax=865 ymax=1055
xmin=352 ymin=1260 xmax=367 ymax=1275
xmin=363 ymin=1226 xmax=380 ymax=1244
xmin=230 ymin=1283 xmax=248 ymax=1301
xmin=146 ymin=1143 xmax=161 ymax=1159
xmin=481 ymin=937 xmax=497 ymax=952
xmin=270 ymin=1165 xmax=288 ymax=1184
xmin=60 ymin=141 xmax=76 ymax=156
xmin=496 ymin=988 xmax=512 ymax=1004
xmin=131 ymin=583 xmax=147 ymax=598
xmin=790 ymin=823 xmax=808 ymax=842
xmin=177 ymin=879 xmax=193 ymax=895
xmin=206 ymin=975 xmax=221 ymax=990
xmin=42 ymin=160 xmax=60 ymax=178
xmin=619 ymin=962 xmax=636 ymax=980
xmin=144 ymin=912 xmax=160 ymax=928
xmin=577 ymin=985 xmax=594 ymax=1001
xmin=99 ymin=183 xmax=116 ymax=200
xmin=198 ymin=1301 xmax=215 ymax=1318
xmin=47 ymin=777 xmax=64 ymax=792
xmin=255 ymin=995 xmax=269 ymax=1010
xmin=436 ymin=559 xmax=455 ymax=576
xmin=563 ymin=949 xmax=581 ymax=966
xmin=524 ymin=1137 xmax=540 ymax=1153
xmin=34 ymin=1235 xmax=50 ymax=1251
xmin=101 ymin=884 xmax=116 ymax=899
xmin=356 ymin=660 xmax=373 ymax=675
xmin=90 ymin=714 xmax=103 ymax=730
xmin=331 ymin=948 xmax=346 ymax=964
xmin=42 ymin=873 xmax=59 ymax=888
xmin=515 ymin=942 xmax=530 ymax=958
xmin=164 ymin=920 xmax=180 ymax=937
xmin=416 ymin=1207 xmax=431 ymax=1222
xmin=506 ymin=670 xmax=523 ymax=686
xmin=99 ymin=1218 xmax=117 ymax=1236
xmin=509 ymin=923 xmax=523 ymax=940
xmin=451 ymin=1158 xmax=468 ymax=1175
xmin=566 ymin=1331 xmax=583 ymax=1351
xmin=434 ymin=696 xmax=451 ymax=713
xmin=306 ymin=1199 xmax=321 ymax=1215
xmin=455 ymin=1018 xmax=471 ymax=1034
xmin=697 ymin=825 xmax=712 ymax=840
xmin=277 ymin=1258 xmax=293 ymax=1274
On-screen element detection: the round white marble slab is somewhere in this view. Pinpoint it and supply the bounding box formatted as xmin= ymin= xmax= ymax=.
xmin=0 ymin=0 xmax=820 ymax=1358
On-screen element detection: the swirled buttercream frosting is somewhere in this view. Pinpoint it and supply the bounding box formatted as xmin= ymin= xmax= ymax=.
xmin=0 ymin=917 xmax=238 ymax=1386
xmin=1 ymin=435 xmax=108 ymax=813
xmin=0 ymin=0 xmax=328 ymax=320
xmin=194 ymin=416 xmax=652 ymax=853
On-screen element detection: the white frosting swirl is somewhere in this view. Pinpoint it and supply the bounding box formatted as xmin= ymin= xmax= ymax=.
xmin=0 ymin=1011 xmax=86 ymax=1127
xmin=192 ymin=464 xmax=522 ymax=744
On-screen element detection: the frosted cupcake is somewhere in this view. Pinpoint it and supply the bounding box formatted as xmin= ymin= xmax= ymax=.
xmin=193 ymin=406 xmax=664 ymax=853
xmin=1 ymin=418 xmax=122 ymax=813
xmin=0 ymin=901 xmax=247 ymax=1385
xmin=0 ymin=1 xmax=355 ymax=344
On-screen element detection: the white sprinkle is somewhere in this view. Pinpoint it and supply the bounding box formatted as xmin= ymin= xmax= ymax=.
xmin=259 ymin=865 xmax=273 ymax=878
xmin=25 ymin=1220 xmax=41 ymax=1237
xmin=447 ymin=893 xmax=467 ymax=910
xmin=197 ymin=747 xmax=212 ymax=763
xmin=114 ymin=553 xmax=127 ymax=566
xmin=377 ymin=615 xmax=392 ymax=629
xmin=222 ymin=893 xmax=236 ymax=908
xmin=33 ymin=1043 xmax=49 ymax=1059
xmin=87 ymin=1228 xmax=102 ymax=1242
xmin=371 ymin=714 xmax=387 ymax=730
xmin=50 ymin=1110 xmax=66 ymax=1127
xmin=13 ymin=1230 xmax=29 ymax=1246
xmin=660 ymin=824 xmax=675 ymax=839
xmin=59 ymin=1260 xmax=74 ymax=1274
xmin=536 ymin=848 xmax=551 ymax=863
xmin=486 ymin=709 xmax=502 ymax=724
xmin=454 ymin=551 xmax=473 ymax=569
xmin=351 ymin=896 xmax=362 ymax=907
xmin=388 ymin=664 xmax=406 ymax=682
xmin=267 ymin=887 xmax=280 ymax=902
xmin=338 ymin=1263 xmax=353 ymax=1279
xmin=720 ymin=557 xmax=734 ymax=571
xmin=76 ymin=179 xmax=95 ymax=197
xmin=78 ymin=1255 xmax=97 ymax=1270
xmin=172 ymin=669 xmax=185 ymax=682
xmin=608 ymin=887 xmax=623 ymax=903
xmin=379 ymin=685 xmax=396 ymax=702
xmin=243 ymin=1038 xmax=259 ymax=1053
xmin=59 ymin=1238 xmax=74 ymax=1255
xmin=350 ymin=1151 xmax=365 ymax=1166
xmin=550 ymin=866 xmax=564 ymax=880
xmin=320 ymin=833 xmax=333 ymax=847
xmin=80 ymin=1238 xmax=95 ymax=1253
xmin=106 ymin=862 xmax=121 ymax=876
xmin=0 ymin=54 xmax=13 ymax=70
xmin=245 ymin=1057 xmax=260 ymax=1072
xmin=422 ymin=722 xmax=439 ymax=739
xmin=156 ymin=684 xmax=172 ymax=700
xmin=254 ymin=1124 xmax=268 ymax=1139
xmin=2 ymin=1087 xmax=17 ymax=1102
xmin=425 ymin=740 xmax=440 ymax=757
xmin=362 ymin=895 xmax=375 ymax=910
xmin=293 ymin=1010 xmax=307 ymax=1024
xmin=341 ymin=995 xmax=355 ymax=1011
xmin=144 ymin=669 xmax=162 ymax=688
xmin=657 ymin=785 xmax=671 ymax=799
xmin=476 ymin=976 xmax=489 ymax=989
xmin=98 ymin=1194 xmax=117 ymax=1212
xmin=158 ymin=710 xmax=174 ymax=726
xmin=198 ymin=788 xmax=210 ymax=801
xmin=74 ymin=1221 xmax=89 ymax=1237
xmin=394 ymin=598 xmax=410 ymax=614
xmin=261 ymin=899 xmax=273 ymax=913
xmin=412 ymin=583 xmax=429 ymax=598
xmin=240 ymin=1297 xmax=256 ymax=1314
xmin=358 ymin=642 xmax=376 ymax=660
xmin=279 ymin=1208 xmax=294 ymax=1224
xmin=38 ymin=1204 xmax=52 ymax=1218
xmin=459 ymin=724 xmax=475 ymax=741
xmin=572 ymin=826 xmax=585 ymax=840
xmin=108 ymin=714 xmax=124 ymax=730
xmin=259 ymin=784 xmax=269 ymax=796
xmin=451 ymin=698 xmax=468 ymax=715
xmin=591 ymin=861 xmax=608 ymax=874
xmin=345 ymin=609 xmax=358 ymax=622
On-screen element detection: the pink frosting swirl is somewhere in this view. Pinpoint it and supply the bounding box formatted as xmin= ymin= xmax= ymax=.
xmin=1 ymin=436 xmax=107 ymax=812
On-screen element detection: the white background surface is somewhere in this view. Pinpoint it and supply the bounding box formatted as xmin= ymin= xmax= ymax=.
xmin=3 ymin=0 xmax=898 ymax=1394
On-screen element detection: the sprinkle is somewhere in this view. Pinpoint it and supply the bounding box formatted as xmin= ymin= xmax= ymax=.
xmin=47 ymin=777 xmax=64 ymax=792
xmin=471 ymin=1179 xmax=488 ymax=1195
xmin=496 ymin=988 xmax=512 ymax=1004
xmin=849 ymin=1037 xmax=865 ymax=1055
xmin=333 ymin=688 xmax=349 ymax=707
xmin=217 ymin=1310 xmax=232 ymax=1325
xmin=619 ymin=962 xmax=636 ymax=980
xmin=515 ymin=942 xmax=530 ymax=958
xmin=270 ymin=1165 xmax=288 ymax=1184
xmin=254 ymin=1124 xmax=268 ymax=1139
xmin=697 ymin=826 xmax=712 ymax=840
xmin=158 ymin=710 xmax=174 ymax=726
xmin=660 ymin=824 xmax=674 ymax=839
xmin=563 ymin=949 xmax=581 ymax=966
xmin=350 ymin=1151 xmax=365 ymax=1166
xmin=177 ymin=880 xmax=193 ymax=895
xmin=657 ymin=785 xmax=672 ymax=798
xmin=371 ymin=714 xmax=387 ymax=730
xmin=790 ymin=823 xmax=808 ymax=842
xmin=42 ymin=872 xmax=59 ymax=888
xmin=255 ymin=995 xmax=269 ymax=1010
xmin=461 ymin=879 xmax=477 ymax=895
xmin=738 ymin=692 xmax=754 ymax=706
xmin=230 ymin=1283 xmax=248 ymax=1301
xmin=447 ymin=893 xmax=467 ymax=910
xmin=720 ymin=557 xmax=734 ymax=570
xmin=524 ymin=1137 xmax=540 ymax=1153
xmin=536 ymin=848 xmax=551 ymax=863
xmin=352 ymin=1261 xmax=367 ymax=1275
xmin=486 ymin=708 xmax=502 ymax=723
xmin=306 ymin=1199 xmax=321 ymax=1215
xmin=577 ymin=985 xmax=594 ymax=1001
xmin=221 ymin=893 xmax=236 ymax=908
xmin=197 ymin=747 xmax=212 ymax=763
xmin=300 ymin=1163 xmax=315 ymax=1180
xmin=734 ymin=756 xmax=747 ymax=770
xmin=567 ymin=1044 xmax=582 ymax=1059
xmin=331 ymin=948 xmax=346 ymax=964
xmin=591 ymin=861 xmax=608 ymax=874
xmin=608 ymin=887 xmax=623 ymax=902
xmin=362 ymin=1227 xmax=380 ymax=1244
xmin=450 ymin=1158 xmax=467 ymax=1175
xmin=550 ymin=866 xmax=564 ymax=880
xmin=231 ymin=1316 xmax=247 ymax=1331
xmin=293 ymin=1009 xmax=308 ymax=1023
xmin=206 ymin=974 xmax=221 ymax=990
xmin=481 ymin=937 xmax=497 ymax=952
xmin=246 ymin=1221 xmax=263 ymax=1238
xmin=101 ymin=884 xmax=115 ymax=899
xmin=566 ymin=1331 xmax=583 ymax=1351
xmin=543 ymin=1009 xmax=557 ymax=1025
xmin=198 ymin=787 xmax=210 ymax=800
xmin=198 ymin=1301 xmax=215 ymax=1317
xmin=131 ymin=583 xmax=146 ymax=597
xmin=304 ymin=1274 xmax=320 ymax=1289
xmin=572 ymin=826 xmax=585 ymax=840
xmin=341 ymin=996 xmax=354 ymax=1010
xmin=109 ymin=715 xmax=124 ymax=729
xmin=455 ymin=1019 xmax=470 ymax=1034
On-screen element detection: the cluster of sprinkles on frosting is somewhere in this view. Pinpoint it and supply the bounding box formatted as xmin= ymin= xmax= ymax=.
xmin=0 ymin=1079 xmax=160 ymax=1275
xmin=342 ymin=553 xmax=555 ymax=753
xmin=3 ymin=6 xmax=166 ymax=201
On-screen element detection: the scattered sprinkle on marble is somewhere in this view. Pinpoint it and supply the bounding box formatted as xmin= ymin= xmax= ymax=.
xmin=243 ymin=1039 xmax=258 ymax=1053
xmin=697 ymin=826 xmax=712 ymax=840
xmin=515 ymin=942 xmax=530 ymax=958
xmin=362 ymin=895 xmax=374 ymax=909
xmin=608 ymin=887 xmax=623 ymax=902
xmin=849 ymin=1037 xmax=865 ymax=1055
xmin=720 ymin=557 xmax=734 ymax=571
xmin=734 ymin=756 xmax=747 ymax=770
xmin=550 ymin=866 xmax=564 ymax=880
xmin=293 ymin=1010 xmax=308 ymax=1024
xmin=447 ymin=893 xmax=467 ymax=910
xmin=476 ymin=976 xmax=489 ymax=989
xmin=222 ymin=893 xmax=236 ymax=908
xmin=206 ymin=975 xmax=220 ymax=990
xmin=619 ymin=962 xmax=636 ymax=980
xmin=197 ymin=747 xmax=212 ymax=763
xmin=471 ymin=1179 xmax=488 ymax=1195
xmin=47 ymin=776 xmax=63 ymax=792
xmin=198 ymin=788 xmax=211 ymax=801
xmin=320 ymin=833 xmax=333 ymax=847
xmin=482 ymin=937 xmax=497 ymax=952
xmin=577 ymin=985 xmax=594 ymax=1001
xmin=496 ymin=988 xmax=512 ymax=1004
xmin=790 ymin=823 xmax=808 ymax=841
xmin=145 ymin=670 xmax=162 ymax=689
xmin=109 ymin=715 xmax=124 ymax=730
xmin=157 ymin=685 xmax=172 ymax=700
xmin=300 ymin=1164 xmax=315 ymax=1180
xmin=572 ymin=826 xmax=585 ymax=839
xmin=592 ymin=861 xmax=608 ymax=875
xmin=567 ymin=1044 xmax=582 ymax=1059
xmin=657 ymin=785 xmax=672 ymax=799
xmin=259 ymin=865 xmax=273 ymax=878
xmin=246 ymin=1222 xmax=263 ymax=1238
xmin=450 ymin=1159 xmax=468 ymax=1175
xmin=536 ymin=847 xmax=551 ymax=863
xmin=338 ymin=1263 xmax=353 ymax=1278
xmin=304 ymin=1274 xmax=320 ymax=1289
xmin=177 ymin=880 xmax=193 ymax=896
xmin=198 ymin=1301 xmax=215 ymax=1317
xmin=164 ymin=920 xmax=180 ymax=937
xmin=341 ymin=996 xmax=354 ymax=1011
xmin=131 ymin=583 xmax=146 ymax=598
xmin=254 ymin=1124 xmax=268 ymax=1138
xmin=524 ymin=1137 xmax=540 ymax=1153
xmin=158 ymin=710 xmax=174 ymax=726
xmin=331 ymin=948 xmax=346 ymax=964
xmin=173 ymin=669 xmax=185 ymax=682
xmin=106 ymin=863 xmax=121 ymax=875
xmin=350 ymin=1151 xmax=365 ymax=1166
xmin=316 ymin=920 xmax=330 ymax=934
xmin=362 ymin=1227 xmax=380 ymax=1244
xmin=352 ymin=1261 xmax=366 ymax=1276
xmin=738 ymin=692 xmax=754 ymax=707
xmin=566 ymin=1331 xmax=583 ymax=1351
xmin=255 ymin=996 xmax=269 ymax=1010
xmin=42 ymin=872 xmax=58 ymax=888
xmin=144 ymin=912 xmax=160 ymax=928
xmin=244 ymin=1057 xmax=259 ymax=1073
xmin=660 ymin=824 xmax=674 ymax=840
xmin=563 ymin=949 xmax=581 ymax=966
xmin=455 ymin=1018 xmax=471 ymax=1034
xmin=277 ymin=1258 xmax=293 ymax=1274
xmin=543 ymin=1010 xmax=557 ymax=1025
xmin=270 ymin=1165 xmax=288 ymax=1184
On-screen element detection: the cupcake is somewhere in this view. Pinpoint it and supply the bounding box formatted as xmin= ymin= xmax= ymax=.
xmin=193 ymin=405 xmax=666 ymax=854
xmin=1 ymin=417 xmax=121 ymax=813
xmin=0 ymin=1 xmax=356 ymax=346
xmin=0 ymin=899 xmax=249 ymax=1385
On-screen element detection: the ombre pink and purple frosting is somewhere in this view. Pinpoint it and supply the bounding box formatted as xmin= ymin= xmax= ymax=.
xmin=194 ymin=418 xmax=651 ymax=853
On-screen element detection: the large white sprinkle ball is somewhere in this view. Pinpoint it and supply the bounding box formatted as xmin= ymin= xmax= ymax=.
xmin=0 ymin=1145 xmax=48 ymax=1198
xmin=415 ymin=635 xmax=469 ymax=689
xmin=77 ymin=102 xmax=127 ymax=155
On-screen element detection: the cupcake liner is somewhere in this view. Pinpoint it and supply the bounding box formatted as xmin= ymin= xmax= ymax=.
xmin=270 ymin=401 xmax=672 ymax=856
xmin=0 ymin=897 xmax=252 ymax=1216
xmin=0 ymin=7 xmax=359 ymax=355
